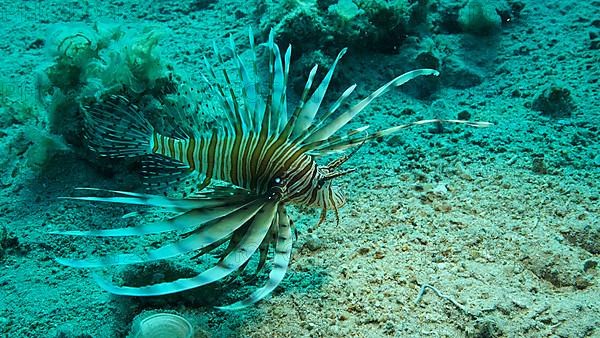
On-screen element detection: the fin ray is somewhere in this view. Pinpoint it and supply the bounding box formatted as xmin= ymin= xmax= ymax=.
xmin=62 ymin=188 xmax=252 ymax=210
xmin=92 ymin=202 xmax=278 ymax=296
xmin=303 ymin=69 xmax=439 ymax=144
xmin=217 ymin=206 xmax=293 ymax=310
xmin=54 ymin=200 xmax=266 ymax=268
xmin=291 ymin=49 xmax=347 ymax=139
xmin=51 ymin=201 xmax=254 ymax=237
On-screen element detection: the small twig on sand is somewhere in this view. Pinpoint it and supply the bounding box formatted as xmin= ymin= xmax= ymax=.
xmin=415 ymin=284 xmax=468 ymax=313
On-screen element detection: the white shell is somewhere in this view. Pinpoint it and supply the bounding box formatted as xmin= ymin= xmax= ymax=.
xmin=130 ymin=312 xmax=194 ymax=338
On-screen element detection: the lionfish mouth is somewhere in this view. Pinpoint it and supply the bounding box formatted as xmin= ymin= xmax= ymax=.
xmin=51 ymin=28 xmax=489 ymax=310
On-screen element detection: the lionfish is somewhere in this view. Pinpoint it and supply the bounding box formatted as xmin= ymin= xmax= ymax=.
xmin=53 ymin=30 xmax=489 ymax=310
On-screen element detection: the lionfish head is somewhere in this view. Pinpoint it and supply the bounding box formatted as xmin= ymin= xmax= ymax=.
xmin=311 ymin=173 xmax=347 ymax=210
xmin=310 ymin=140 xmax=365 ymax=210
xmin=268 ymin=160 xmax=348 ymax=210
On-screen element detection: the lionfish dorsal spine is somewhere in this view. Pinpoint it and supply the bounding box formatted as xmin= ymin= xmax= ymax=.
xmin=290 ymin=48 xmax=348 ymax=141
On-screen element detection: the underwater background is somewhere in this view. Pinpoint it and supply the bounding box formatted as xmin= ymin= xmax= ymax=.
xmin=0 ymin=0 xmax=598 ymax=337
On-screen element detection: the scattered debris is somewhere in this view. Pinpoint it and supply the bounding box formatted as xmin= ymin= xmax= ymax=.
xmin=415 ymin=284 xmax=468 ymax=313
xmin=531 ymin=154 xmax=547 ymax=174
xmin=532 ymin=86 xmax=576 ymax=118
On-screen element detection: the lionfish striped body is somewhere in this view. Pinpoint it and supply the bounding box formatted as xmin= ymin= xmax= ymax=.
xmin=148 ymin=124 xmax=344 ymax=210
xmin=53 ymin=30 xmax=488 ymax=310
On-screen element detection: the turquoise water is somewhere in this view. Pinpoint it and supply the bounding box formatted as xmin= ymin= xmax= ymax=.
xmin=0 ymin=0 xmax=598 ymax=337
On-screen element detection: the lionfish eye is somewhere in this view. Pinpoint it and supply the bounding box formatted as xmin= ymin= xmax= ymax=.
xmin=271 ymin=176 xmax=284 ymax=187
xmin=316 ymin=179 xmax=325 ymax=189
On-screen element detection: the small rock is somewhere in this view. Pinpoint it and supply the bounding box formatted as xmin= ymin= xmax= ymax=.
xmin=497 ymin=0 xmax=525 ymax=25
xmin=0 ymin=317 xmax=12 ymax=334
xmin=415 ymin=51 xmax=440 ymax=69
xmin=458 ymin=0 xmax=502 ymax=35
xmin=27 ymin=38 xmax=45 ymax=50
xmin=583 ymin=260 xmax=597 ymax=272
xmin=457 ymin=110 xmax=471 ymax=120
xmin=304 ymin=234 xmax=322 ymax=251
xmin=434 ymin=201 xmax=452 ymax=212
xmin=386 ymin=135 xmax=405 ymax=147
xmin=574 ymin=275 xmax=593 ymax=290
xmin=532 ymin=85 xmax=576 ymax=118
xmin=589 ymin=27 xmax=600 ymax=50
xmin=593 ymin=154 xmax=600 ymax=167
xmin=432 ymin=183 xmax=448 ymax=194
xmin=466 ymin=318 xmax=504 ymax=338
xmin=562 ymin=225 xmax=600 ymax=254
xmin=521 ymin=243 xmax=591 ymax=289
xmin=531 ymin=155 xmax=547 ymax=174
xmin=442 ymin=55 xmax=483 ymax=89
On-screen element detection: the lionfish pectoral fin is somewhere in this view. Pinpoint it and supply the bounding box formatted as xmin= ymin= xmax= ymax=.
xmin=51 ymin=202 xmax=252 ymax=237
xmin=62 ymin=187 xmax=253 ymax=210
xmin=54 ymin=200 xmax=265 ymax=268
xmin=53 ymin=187 xmax=258 ymax=238
xmin=216 ymin=206 xmax=293 ymax=311
xmin=213 ymin=218 xmax=252 ymax=260
xmin=91 ymin=201 xmax=278 ymax=296
xmin=140 ymin=154 xmax=197 ymax=197
xmin=60 ymin=188 xmax=213 ymax=210
xmin=190 ymin=236 xmax=229 ymax=260
xmin=84 ymin=95 xmax=154 ymax=158
xmin=253 ymin=221 xmax=279 ymax=277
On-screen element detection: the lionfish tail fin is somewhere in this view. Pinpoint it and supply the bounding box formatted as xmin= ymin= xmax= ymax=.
xmin=84 ymin=95 xmax=155 ymax=158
